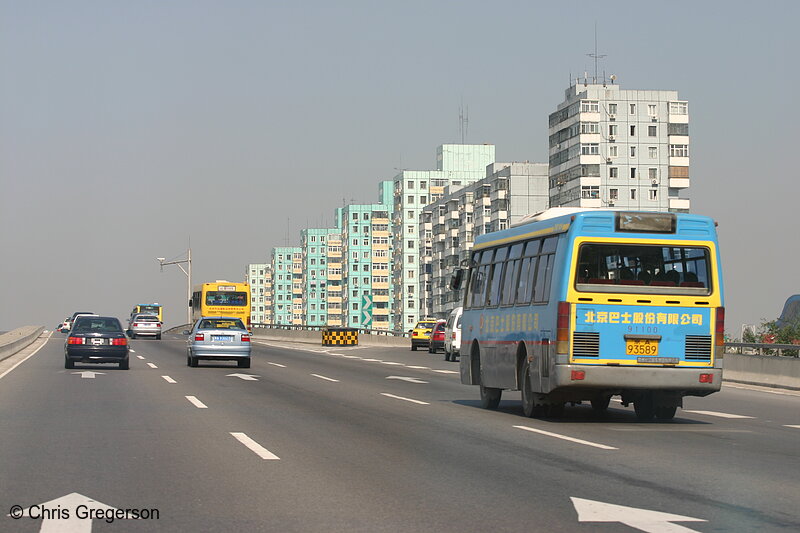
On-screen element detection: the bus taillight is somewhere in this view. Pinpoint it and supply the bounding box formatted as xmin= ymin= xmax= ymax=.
xmin=715 ymin=307 xmax=725 ymax=358
xmin=556 ymin=301 xmax=571 ymax=355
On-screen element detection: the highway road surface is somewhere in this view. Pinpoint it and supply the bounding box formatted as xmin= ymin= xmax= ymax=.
xmin=1 ymin=332 xmax=799 ymax=532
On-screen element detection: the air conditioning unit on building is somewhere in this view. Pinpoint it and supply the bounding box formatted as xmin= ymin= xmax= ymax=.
xmin=609 ymin=114 xmax=616 ymax=120
xmin=606 ymin=157 xmax=612 ymax=163
xmin=651 ymin=178 xmax=659 ymax=186
xmin=608 ymin=135 xmax=615 ymax=141
xmin=651 ymin=116 xmax=658 ymax=121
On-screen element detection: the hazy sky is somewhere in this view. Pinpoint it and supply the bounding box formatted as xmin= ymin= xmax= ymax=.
xmin=2 ymin=0 xmax=798 ymax=335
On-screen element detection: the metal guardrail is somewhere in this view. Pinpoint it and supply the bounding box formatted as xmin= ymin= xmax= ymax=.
xmin=252 ymin=323 xmax=408 ymax=337
xmin=725 ymin=342 xmax=800 ymax=357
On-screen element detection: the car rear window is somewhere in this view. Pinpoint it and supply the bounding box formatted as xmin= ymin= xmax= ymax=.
xmin=416 ymin=322 xmax=437 ymax=329
xmin=198 ymin=319 xmax=245 ymax=330
xmin=73 ymin=317 xmax=122 ymax=333
xmin=135 ymin=316 xmax=159 ymax=322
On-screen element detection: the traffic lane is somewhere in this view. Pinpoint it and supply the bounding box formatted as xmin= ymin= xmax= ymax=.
xmin=118 ymin=337 xmax=800 ymax=531
xmin=0 ymin=337 xmax=341 ymax=531
xmin=145 ymin=339 xmax=800 ymax=531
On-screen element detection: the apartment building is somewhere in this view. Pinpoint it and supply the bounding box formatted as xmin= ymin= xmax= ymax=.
xmin=301 ymin=228 xmax=340 ymax=327
xmin=548 ymin=79 xmax=690 ymax=212
xmin=245 ymin=263 xmax=273 ymax=325
xmin=419 ymin=162 xmax=549 ymax=318
xmin=340 ymin=182 xmax=394 ymax=330
xmin=271 ymin=247 xmax=301 ymax=325
xmin=392 ymin=144 xmax=495 ymax=331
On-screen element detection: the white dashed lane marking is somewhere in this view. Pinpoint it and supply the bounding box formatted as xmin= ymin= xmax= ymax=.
xmin=380 ymin=393 xmax=429 ymax=405
xmin=186 ymin=396 xmax=207 ymax=409
xmin=162 ymin=376 xmax=176 ymax=384
xmin=147 ymin=362 xmax=158 ymax=369
xmin=514 ymin=425 xmax=618 ymax=450
xmin=230 ymin=432 xmax=280 ymax=460
xmin=311 ymin=374 xmax=340 ymax=383
xmin=683 ymin=410 xmax=754 ymax=419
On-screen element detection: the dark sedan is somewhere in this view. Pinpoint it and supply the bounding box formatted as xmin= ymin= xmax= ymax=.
xmin=65 ymin=316 xmax=129 ymax=370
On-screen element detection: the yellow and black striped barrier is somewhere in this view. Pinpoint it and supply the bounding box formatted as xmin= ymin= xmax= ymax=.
xmin=321 ymin=327 xmax=359 ymax=346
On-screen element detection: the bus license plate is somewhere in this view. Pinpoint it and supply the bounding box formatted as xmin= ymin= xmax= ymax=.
xmin=626 ymin=339 xmax=658 ymax=356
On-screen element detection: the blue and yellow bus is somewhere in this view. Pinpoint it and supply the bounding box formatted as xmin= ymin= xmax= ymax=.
xmin=456 ymin=209 xmax=724 ymax=420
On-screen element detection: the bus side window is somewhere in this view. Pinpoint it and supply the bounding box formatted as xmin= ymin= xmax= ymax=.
xmin=487 ymin=247 xmax=509 ymax=307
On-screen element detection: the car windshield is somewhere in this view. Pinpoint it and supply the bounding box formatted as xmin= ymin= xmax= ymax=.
xmin=198 ymin=318 xmax=245 ymax=330
xmin=72 ymin=317 xmax=122 ymax=333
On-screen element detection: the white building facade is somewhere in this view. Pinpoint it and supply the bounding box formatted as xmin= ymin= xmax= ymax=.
xmin=392 ymin=144 xmax=495 ymax=331
xmin=548 ymin=81 xmax=690 ymax=212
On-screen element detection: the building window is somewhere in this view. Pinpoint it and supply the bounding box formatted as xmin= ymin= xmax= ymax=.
xmin=581 ymin=122 xmax=599 ymax=134
xmin=609 ymin=188 xmax=619 ymax=200
xmin=630 ymin=125 xmax=636 ymax=136
xmin=407 ymin=240 xmax=414 ymax=249
xmin=669 ymin=166 xmax=689 ymax=178
xmin=609 ymin=145 xmax=618 ymax=157
xmin=648 ymin=104 xmax=657 ymax=116
xmin=630 ymin=188 xmax=637 ymax=200
xmin=407 ymin=181 xmax=414 ymax=189
xmin=420 ymin=181 xmax=427 ymax=189
xmin=581 ymin=143 xmax=599 ymax=155
xmin=581 ymin=100 xmax=599 ymax=113
xmin=630 ymin=167 xmax=637 ymax=179
xmin=609 ymin=124 xmax=618 ymax=136
xmin=648 ymin=125 xmax=657 ymax=137
xmin=608 ymin=103 xmax=617 ymax=115
xmin=407 ymin=196 xmax=414 ymax=204
xmin=630 ymin=146 xmax=636 ymax=157
xmin=669 ymin=102 xmax=688 ymax=115
xmin=629 ymin=103 xmax=636 ymax=115
xmin=363 ymin=226 xmax=369 ymax=233
xmin=649 ymin=189 xmax=658 ymax=201
xmin=670 ymin=144 xmax=689 ymax=157
xmin=610 ymin=167 xmax=618 ymax=178
xmin=352 ymin=213 xmax=358 ymax=221
xmin=363 ymin=213 xmax=369 ymax=220
xmin=648 ymin=146 xmax=658 ymax=159
xmin=648 ymin=168 xmax=658 ymax=179
xmin=420 ymin=196 xmax=427 ymax=204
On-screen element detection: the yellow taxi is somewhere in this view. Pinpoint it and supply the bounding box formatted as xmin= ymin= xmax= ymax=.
xmin=410 ymin=319 xmax=439 ymax=351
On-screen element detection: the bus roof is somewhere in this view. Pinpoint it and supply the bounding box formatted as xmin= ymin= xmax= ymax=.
xmin=473 ymin=210 xmax=718 ymax=251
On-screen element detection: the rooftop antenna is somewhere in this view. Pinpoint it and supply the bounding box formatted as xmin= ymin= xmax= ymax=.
xmin=459 ymin=100 xmax=469 ymax=144
xmin=587 ymin=22 xmax=606 ymax=83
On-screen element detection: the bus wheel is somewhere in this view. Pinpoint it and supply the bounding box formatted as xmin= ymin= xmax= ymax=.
xmin=634 ymin=394 xmax=655 ymax=420
xmin=520 ymin=359 xmax=536 ymax=418
xmin=655 ymin=405 xmax=677 ymax=420
xmin=591 ymin=396 xmax=611 ymax=413
xmin=480 ymin=384 xmax=502 ymax=410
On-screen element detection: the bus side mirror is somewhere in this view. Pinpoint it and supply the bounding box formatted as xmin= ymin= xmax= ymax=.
xmin=450 ymin=269 xmax=464 ymax=290
xmin=188 ymin=299 xmax=193 ymax=308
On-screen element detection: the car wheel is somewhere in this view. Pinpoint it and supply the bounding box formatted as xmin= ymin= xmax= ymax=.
xmin=654 ymin=405 xmax=677 ymax=420
xmin=238 ymin=359 xmax=251 ymax=369
xmin=156 ymin=334 xmax=162 ymax=340
xmin=130 ymin=332 xmax=136 ymax=339
xmin=444 ymin=349 xmax=451 ymax=362
xmin=65 ymin=357 xmax=74 ymax=369
xmin=479 ymin=383 xmax=502 ymax=410
xmin=411 ymin=344 xmax=417 ymax=351
xmin=119 ymin=358 xmax=129 ymax=370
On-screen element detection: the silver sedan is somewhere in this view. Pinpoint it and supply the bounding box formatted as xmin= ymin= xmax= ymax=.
xmin=185 ymin=317 xmax=251 ymax=368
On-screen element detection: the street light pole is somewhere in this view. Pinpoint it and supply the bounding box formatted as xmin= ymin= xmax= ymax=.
xmin=158 ymin=247 xmax=193 ymax=327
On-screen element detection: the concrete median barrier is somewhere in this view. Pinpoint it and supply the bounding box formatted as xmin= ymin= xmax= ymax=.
xmin=0 ymin=326 xmax=45 ymax=362
xmin=722 ymin=352 xmax=800 ymax=390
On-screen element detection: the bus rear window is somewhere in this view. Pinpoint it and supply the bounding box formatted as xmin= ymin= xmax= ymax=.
xmin=575 ymin=243 xmax=711 ymax=295
xmin=206 ymin=291 xmax=248 ymax=306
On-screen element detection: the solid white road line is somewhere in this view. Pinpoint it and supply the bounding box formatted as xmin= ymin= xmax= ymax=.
xmin=406 ymin=365 xmax=430 ymax=370
xmin=311 ymin=373 xmax=340 ymax=382
xmin=162 ymin=376 xmax=176 ymax=384
xmin=186 ymin=396 xmax=208 ymax=409
xmin=683 ymin=410 xmax=754 ymax=419
xmin=362 ymin=358 xmax=382 ymax=362
xmin=514 ymin=425 xmax=618 ymax=450
xmin=431 ymin=369 xmax=459 ymax=374
xmin=230 ymin=432 xmax=280 ymax=460
xmin=380 ymin=393 xmax=430 ymax=405
xmin=784 ymin=425 xmax=800 ymax=429
xmin=0 ymin=331 xmax=52 ymax=380
xmin=136 ymin=355 xmax=145 ymax=360
xmin=381 ymin=361 xmax=403 ymax=365
xmin=147 ymin=362 xmax=158 ymax=369
xmin=267 ymin=362 xmax=286 ymax=368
